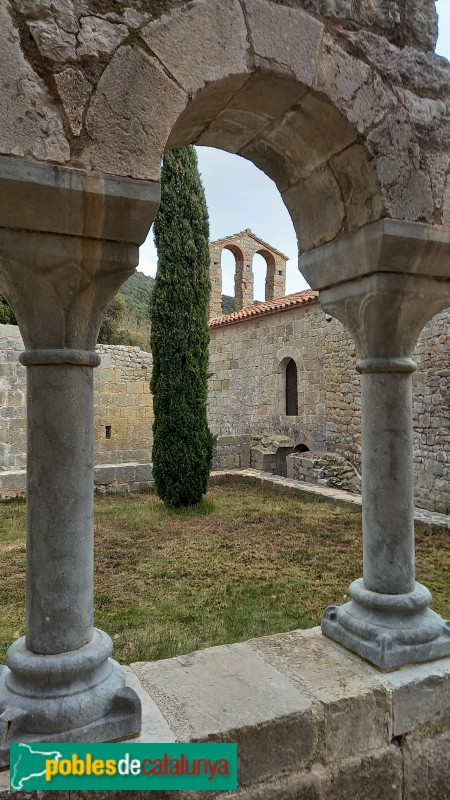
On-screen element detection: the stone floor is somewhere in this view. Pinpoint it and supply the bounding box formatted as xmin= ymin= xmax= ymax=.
xmin=211 ymin=468 xmax=450 ymax=530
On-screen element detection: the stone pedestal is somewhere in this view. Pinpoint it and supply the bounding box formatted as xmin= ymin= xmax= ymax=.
xmin=301 ymin=220 xmax=450 ymax=670
xmin=0 ymin=156 xmax=159 ymax=765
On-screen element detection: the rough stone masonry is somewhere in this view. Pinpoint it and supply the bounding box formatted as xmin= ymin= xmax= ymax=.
xmin=0 ymin=0 xmax=450 ymax=792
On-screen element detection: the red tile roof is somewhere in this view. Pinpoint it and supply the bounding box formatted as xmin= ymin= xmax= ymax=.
xmin=209 ymin=290 xmax=319 ymax=327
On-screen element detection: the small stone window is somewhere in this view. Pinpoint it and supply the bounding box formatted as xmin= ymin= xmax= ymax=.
xmin=105 ymin=425 xmax=112 ymax=440
xmin=285 ymin=359 xmax=298 ymax=416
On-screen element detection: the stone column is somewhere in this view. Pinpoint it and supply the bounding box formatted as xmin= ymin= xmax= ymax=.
xmin=235 ymin=242 xmax=254 ymax=310
xmin=0 ymin=156 xmax=159 ymax=764
xmin=300 ymin=220 xmax=450 ymax=670
xmin=209 ymin=242 xmax=223 ymax=318
xmin=265 ymin=254 xmax=286 ymax=301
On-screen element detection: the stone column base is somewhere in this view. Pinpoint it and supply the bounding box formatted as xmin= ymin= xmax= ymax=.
xmin=322 ymin=579 xmax=450 ymax=670
xmin=0 ymin=629 xmax=141 ymax=767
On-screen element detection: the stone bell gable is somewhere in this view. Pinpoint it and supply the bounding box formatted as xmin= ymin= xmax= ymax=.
xmin=209 ymin=229 xmax=288 ymax=318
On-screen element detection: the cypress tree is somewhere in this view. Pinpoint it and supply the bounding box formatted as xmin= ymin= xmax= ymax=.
xmin=150 ymin=146 xmax=214 ymax=507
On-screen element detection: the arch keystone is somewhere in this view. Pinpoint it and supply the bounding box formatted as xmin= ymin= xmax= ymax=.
xmin=141 ymin=0 xmax=250 ymax=96
xmin=244 ymin=0 xmax=323 ymax=86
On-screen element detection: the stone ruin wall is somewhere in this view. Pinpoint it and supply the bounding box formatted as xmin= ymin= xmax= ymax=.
xmin=0 ymin=326 xmax=153 ymax=474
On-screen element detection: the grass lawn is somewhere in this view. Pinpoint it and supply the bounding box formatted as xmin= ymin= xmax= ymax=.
xmin=1 ymin=480 xmax=450 ymax=665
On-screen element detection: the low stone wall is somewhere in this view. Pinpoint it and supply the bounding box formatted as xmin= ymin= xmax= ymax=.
xmin=2 ymin=627 xmax=449 ymax=799
xmin=287 ymin=451 xmax=361 ymax=493
xmin=0 ymin=463 xmax=153 ymax=499
xmin=212 ymin=435 xmax=252 ymax=470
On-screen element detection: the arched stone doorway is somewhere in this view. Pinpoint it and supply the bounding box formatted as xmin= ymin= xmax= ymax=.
xmin=0 ymin=0 xmax=449 ymax=761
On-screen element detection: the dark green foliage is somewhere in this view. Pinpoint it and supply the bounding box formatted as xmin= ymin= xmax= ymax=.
xmin=98 ymin=289 xmax=150 ymax=349
xmin=98 ymin=294 xmax=127 ymax=344
xmin=121 ymin=271 xmax=154 ymax=324
xmin=151 ymin=146 xmax=214 ymax=508
xmin=0 ymin=295 xmax=16 ymax=325
xmin=221 ymin=295 xmax=235 ymax=315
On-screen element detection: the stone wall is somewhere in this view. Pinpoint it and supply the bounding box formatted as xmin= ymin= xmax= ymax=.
xmin=413 ymin=309 xmax=450 ymax=513
xmin=208 ymin=299 xmax=450 ymax=514
xmin=0 ymin=326 xmax=26 ymax=472
xmin=0 ymin=327 xmax=153 ymax=473
xmin=2 ymin=303 xmax=450 ymax=512
xmin=94 ymin=344 xmax=153 ymax=465
xmin=208 ymin=301 xmax=355 ymax=456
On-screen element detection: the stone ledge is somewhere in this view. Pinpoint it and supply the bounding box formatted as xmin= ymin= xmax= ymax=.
xmin=210 ymin=469 xmax=450 ymax=530
xmin=0 ymin=463 xmax=154 ymax=499
xmin=2 ymin=627 xmax=450 ymax=797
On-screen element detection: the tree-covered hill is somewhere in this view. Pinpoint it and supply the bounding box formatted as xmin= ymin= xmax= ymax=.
xmin=121 ymin=270 xmax=155 ymax=324
xmin=221 ymin=295 xmax=235 ymax=315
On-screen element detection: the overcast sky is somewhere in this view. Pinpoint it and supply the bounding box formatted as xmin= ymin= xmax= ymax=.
xmin=139 ymin=3 xmax=450 ymax=301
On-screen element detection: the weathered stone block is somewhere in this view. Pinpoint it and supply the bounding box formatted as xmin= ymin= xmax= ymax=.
xmin=383 ymin=656 xmax=450 ymax=736
xmin=403 ymin=730 xmax=450 ymax=800
xmin=141 ymin=0 xmax=249 ymax=95
xmin=0 ymin=4 xmax=69 ymax=163
xmin=325 ymin=747 xmax=403 ymax=800
xmin=131 ymin=641 xmax=320 ymax=785
xmin=251 ymin=628 xmax=390 ymax=762
xmin=85 ymin=45 xmax=186 ymax=180
xmin=245 ymin=0 xmax=323 ymax=86
xmin=283 ymin=167 xmax=344 ymax=251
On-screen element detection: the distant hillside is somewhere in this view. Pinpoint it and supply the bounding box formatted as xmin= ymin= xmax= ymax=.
xmin=222 ymin=295 xmax=235 ymax=314
xmin=120 ymin=270 xmax=155 ymax=323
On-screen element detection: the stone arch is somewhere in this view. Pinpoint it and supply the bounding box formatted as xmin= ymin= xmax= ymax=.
xmin=0 ymin=0 xmax=445 ymax=263
xmin=254 ymin=248 xmax=287 ymax=303
xmin=209 ymin=230 xmax=289 ymax=317
xmin=275 ymin=348 xmax=303 ymax=421
xmin=285 ymin=358 xmax=298 ymax=416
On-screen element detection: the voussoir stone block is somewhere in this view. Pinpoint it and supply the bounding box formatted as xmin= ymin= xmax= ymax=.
xmin=330 ymin=143 xmax=382 ymax=232
xmin=367 ymin=111 xmax=434 ymax=222
xmin=313 ymin=36 xmax=396 ymax=134
xmin=141 ymin=0 xmax=249 ymax=96
xmin=313 ymin=36 xmax=370 ymax=113
xmin=85 ymin=45 xmax=187 ymax=180
xmin=244 ymin=0 xmax=323 ymax=86
xmin=0 ymin=3 xmax=69 ymax=163
xmin=266 ymin=90 xmax=357 ymax=178
xmin=283 ymin=167 xmax=345 ymax=251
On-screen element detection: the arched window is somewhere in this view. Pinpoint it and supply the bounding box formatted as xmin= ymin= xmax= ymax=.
xmin=285 ymin=359 xmax=298 ymax=416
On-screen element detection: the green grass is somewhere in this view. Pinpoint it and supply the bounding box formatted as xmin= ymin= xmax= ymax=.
xmin=0 ymin=482 xmax=450 ymax=664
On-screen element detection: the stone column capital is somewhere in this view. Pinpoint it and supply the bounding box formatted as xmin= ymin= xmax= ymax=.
xmin=301 ymin=220 xmax=450 ymax=669
xmin=0 ymin=156 xmax=160 ymax=352
xmin=300 ymin=220 xmax=450 ymax=365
